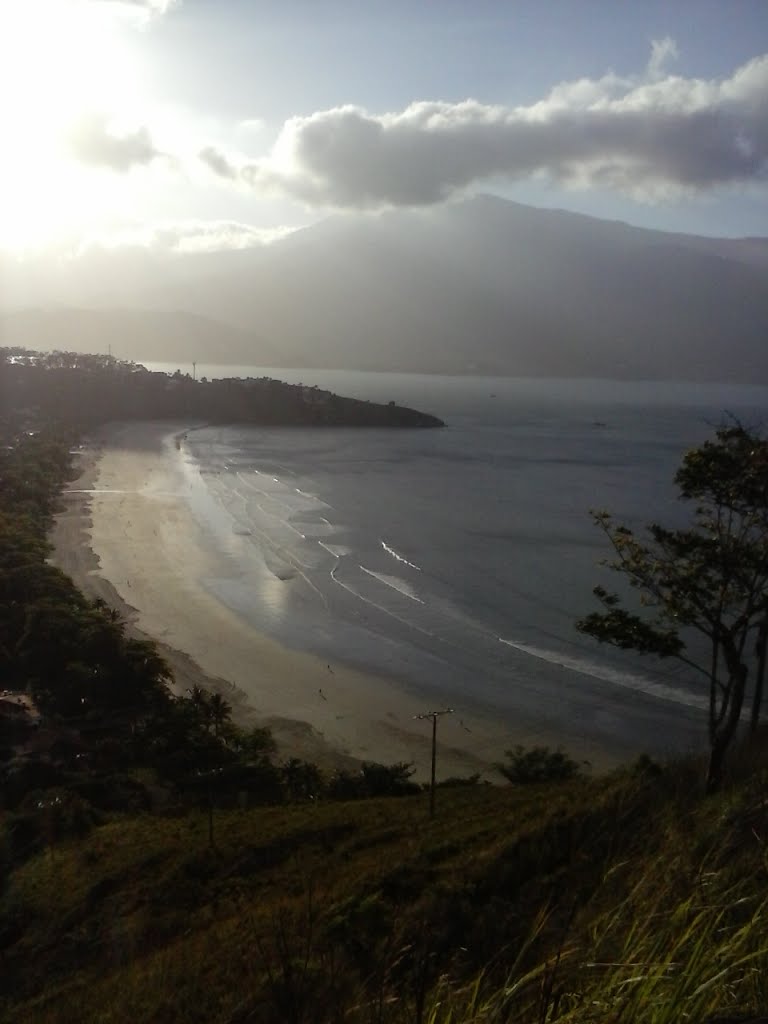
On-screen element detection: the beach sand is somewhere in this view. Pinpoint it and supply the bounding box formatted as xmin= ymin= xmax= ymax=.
xmin=50 ymin=421 xmax=537 ymax=780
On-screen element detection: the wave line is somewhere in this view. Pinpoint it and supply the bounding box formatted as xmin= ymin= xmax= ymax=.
xmin=331 ymin=567 xmax=436 ymax=636
xmin=360 ymin=566 xmax=424 ymax=603
xmin=381 ymin=540 xmax=421 ymax=571
xmin=498 ymin=638 xmax=708 ymax=710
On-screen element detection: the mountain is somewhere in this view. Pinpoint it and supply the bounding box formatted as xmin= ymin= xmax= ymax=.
xmin=3 ymin=197 xmax=767 ymax=381
xmin=0 ymin=308 xmax=281 ymax=368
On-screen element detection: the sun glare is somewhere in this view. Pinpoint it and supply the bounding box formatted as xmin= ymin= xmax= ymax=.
xmin=0 ymin=0 xmax=142 ymax=250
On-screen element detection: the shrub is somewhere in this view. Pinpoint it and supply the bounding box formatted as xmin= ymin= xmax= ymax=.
xmin=436 ymin=773 xmax=483 ymax=788
xmin=496 ymin=745 xmax=582 ymax=784
xmin=327 ymin=761 xmax=420 ymax=800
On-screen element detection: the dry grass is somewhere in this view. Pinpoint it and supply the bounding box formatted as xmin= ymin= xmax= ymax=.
xmin=3 ymin=764 xmax=768 ymax=1023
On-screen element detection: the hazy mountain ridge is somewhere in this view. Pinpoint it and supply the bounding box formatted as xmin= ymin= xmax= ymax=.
xmin=2 ymin=197 xmax=766 ymax=381
xmin=0 ymin=308 xmax=281 ymax=367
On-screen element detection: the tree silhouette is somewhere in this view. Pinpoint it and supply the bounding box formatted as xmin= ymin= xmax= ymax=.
xmin=578 ymin=424 xmax=768 ymax=793
xmin=186 ymin=685 xmax=210 ymax=725
xmin=207 ymin=692 xmax=232 ymax=737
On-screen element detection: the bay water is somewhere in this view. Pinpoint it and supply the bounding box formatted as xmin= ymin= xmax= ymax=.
xmin=150 ymin=367 xmax=768 ymax=763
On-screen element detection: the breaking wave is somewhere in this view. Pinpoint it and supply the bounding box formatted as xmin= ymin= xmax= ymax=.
xmin=381 ymin=540 xmax=421 ymax=571
xmin=360 ymin=566 xmax=424 ymax=603
xmin=498 ymin=638 xmax=708 ymax=710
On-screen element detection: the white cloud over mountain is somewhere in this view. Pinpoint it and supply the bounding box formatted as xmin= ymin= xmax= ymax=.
xmin=199 ymin=47 xmax=768 ymax=208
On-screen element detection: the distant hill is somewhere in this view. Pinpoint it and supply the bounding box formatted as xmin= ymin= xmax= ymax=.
xmin=0 ymin=308 xmax=281 ymax=368
xmin=2 ymin=197 xmax=767 ymax=381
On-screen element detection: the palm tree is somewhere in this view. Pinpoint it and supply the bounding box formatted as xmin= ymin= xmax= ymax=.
xmin=187 ymin=684 xmax=210 ymax=727
xmin=92 ymin=597 xmax=122 ymax=624
xmin=207 ymin=692 xmax=232 ymax=737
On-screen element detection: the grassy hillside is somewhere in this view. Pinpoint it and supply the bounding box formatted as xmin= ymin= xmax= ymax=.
xmin=3 ymin=758 xmax=768 ymax=1024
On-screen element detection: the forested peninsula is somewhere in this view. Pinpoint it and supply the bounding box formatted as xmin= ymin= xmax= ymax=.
xmin=0 ymin=347 xmax=444 ymax=428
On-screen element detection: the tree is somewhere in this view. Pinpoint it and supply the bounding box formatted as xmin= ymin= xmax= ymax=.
xmin=186 ymin=684 xmax=210 ymax=726
xmin=230 ymin=725 xmax=277 ymax=762
xmin=577 ymin=424 xmax=768 ymax=794
xmin=207 ymin=692 xmax=232 ymax=737
xmin=280 ymin=758 xmax=324 ymax=801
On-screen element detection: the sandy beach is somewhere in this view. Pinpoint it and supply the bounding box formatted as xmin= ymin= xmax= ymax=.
xmin=50 ymin=421 xmax=540 ymax=780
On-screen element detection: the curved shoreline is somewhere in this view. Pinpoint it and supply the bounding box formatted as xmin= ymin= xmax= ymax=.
xmin=50 ymin=421 xmax=534 ymax=780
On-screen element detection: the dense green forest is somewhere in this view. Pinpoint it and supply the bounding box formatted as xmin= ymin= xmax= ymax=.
xmin=2 ymin=347 xmax=767 ymax=1022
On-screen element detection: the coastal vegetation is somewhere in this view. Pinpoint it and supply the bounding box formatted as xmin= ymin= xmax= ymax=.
xmin=0 ymin=347 xmax=444 ymax=428
xmin=495 ymin=744 xmax=583 ymax=784
xmin=578 ymin=422 xmax=768 ymax=794
xmin=2 ymin=347 xmax=767 ymax=1021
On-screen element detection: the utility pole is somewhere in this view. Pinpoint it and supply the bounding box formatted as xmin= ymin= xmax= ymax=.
xmin=196 ymin=767 xmax=223 ymax=847
xmin=414 ymin=708 xmax=454 ymax=818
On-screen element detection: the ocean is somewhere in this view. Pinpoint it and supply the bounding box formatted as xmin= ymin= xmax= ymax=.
xmin=149 ymin=367 xmax=768 ymax=762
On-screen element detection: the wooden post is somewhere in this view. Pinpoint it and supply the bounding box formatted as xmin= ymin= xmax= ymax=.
xmin=414 ymin=708 xmax=454 ymax=820
xmin=429 ymin=714 xmax=437 ymax=818
xmin=208 ymin=779 xmax=214 ymax=847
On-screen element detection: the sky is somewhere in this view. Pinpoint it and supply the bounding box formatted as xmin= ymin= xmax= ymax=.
xmin=1 ymin=0 xmax=767 ymax=257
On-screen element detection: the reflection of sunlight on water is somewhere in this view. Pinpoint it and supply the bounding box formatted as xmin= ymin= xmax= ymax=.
xmin=259 ymin=569 xmax=292 ymax=621
xmin=180 ymin=433 xmax=339 ymax=629
xmin=203 ymin=574 xmax=292 ymax=627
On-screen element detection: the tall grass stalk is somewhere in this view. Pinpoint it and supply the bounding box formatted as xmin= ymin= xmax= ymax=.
xmin=424 ymin=850 xmax=768 ymax=1024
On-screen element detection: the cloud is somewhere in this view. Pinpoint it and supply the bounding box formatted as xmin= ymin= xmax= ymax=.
xmin=150 ymin=220 xmax=297 ymax=252
xmin=78 ymin=220 xmax=298 ymax=254
xmin=647 ymin=36 xmax=679 ymax=80
xmin=237 ymin=118 xmax=266 ymax=134
xmin=67 ymin=113 xmax=161 ymax=170
xmin=98 ymin=0 xmax=180 ymax=25
xmin=199 ymin=145 xmax=238 ymax=179
xmin=130 ymin=0 xmax=178 ymax=11
xmin=200 ymin=45 xmax=768 ymax=208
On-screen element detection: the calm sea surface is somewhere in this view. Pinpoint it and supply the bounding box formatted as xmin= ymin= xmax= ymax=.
xmin=148 ymin=367 xmax=768 ymax=761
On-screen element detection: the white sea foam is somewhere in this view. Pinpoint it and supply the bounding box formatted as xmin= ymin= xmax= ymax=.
xmin=498 ymin=638 xmax=708 ymax=710
xmin=360 ymin=566 xmax=424 ymax=603
xmin=331 ymin=567 xmax=437 ymax=637
xmin=381 ymin=540 xmax=421 ymax=570
xmin=294 ymin=521 xmax=337 ymax=538
xmin=318 ymin=542 xmax=353 ymax=557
